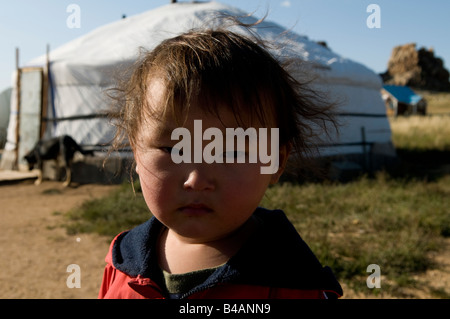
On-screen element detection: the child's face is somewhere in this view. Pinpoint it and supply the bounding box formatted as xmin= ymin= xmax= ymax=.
xmin=133 ymin=80 xmax=288 ymax=243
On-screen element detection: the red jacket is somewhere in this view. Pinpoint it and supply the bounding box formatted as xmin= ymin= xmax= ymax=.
xmin=98 ymin=208 xmax=343 ymax=299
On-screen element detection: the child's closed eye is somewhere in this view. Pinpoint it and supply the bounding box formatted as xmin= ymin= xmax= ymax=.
xmin=160 ymin=146 xmax=183 ymax=156
xmin=222 ymin=150 xmax=246 ymax=160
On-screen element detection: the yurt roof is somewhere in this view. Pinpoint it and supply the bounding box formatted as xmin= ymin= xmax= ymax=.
xmin=27 ymin=1 xmax=381 ymax=89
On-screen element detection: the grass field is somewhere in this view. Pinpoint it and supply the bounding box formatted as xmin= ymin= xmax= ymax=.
xmin=64 ymin=91 xmax=450 ymax=298
xmin=390 ymin=115 xmax=450 ymax=151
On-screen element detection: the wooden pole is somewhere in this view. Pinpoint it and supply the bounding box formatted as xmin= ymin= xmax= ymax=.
xmin=361 ymin=126 xmax=368 ymax=172
xmin=40 ymin=44 xmax=50 ymax=138
xmin=14 ymin=47 xmax=21 ymax=169
xmin=15 ymin=47 xmax=19 ymax=69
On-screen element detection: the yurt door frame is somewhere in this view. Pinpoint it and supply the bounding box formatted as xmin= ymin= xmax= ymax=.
xmin=16 ymin=67 xmax=45 ymax=170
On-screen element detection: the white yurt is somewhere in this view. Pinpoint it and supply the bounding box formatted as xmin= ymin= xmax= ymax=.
xmin=1 ymin=1 xmax=395 ymax=179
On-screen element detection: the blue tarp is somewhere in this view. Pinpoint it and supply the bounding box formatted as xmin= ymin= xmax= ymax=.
xmin=383 ymin=85 xmax=423 ymax=105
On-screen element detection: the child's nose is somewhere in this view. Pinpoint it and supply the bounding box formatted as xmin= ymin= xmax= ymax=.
xmin=183 ymin=168 xmax=215 ymax=192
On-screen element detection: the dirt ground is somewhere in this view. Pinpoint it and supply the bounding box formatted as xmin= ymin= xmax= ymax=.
xmin=0 ymin=179 xmax=118 ymax=299
xmin=0 ymin=179 xmax=448 ymax=299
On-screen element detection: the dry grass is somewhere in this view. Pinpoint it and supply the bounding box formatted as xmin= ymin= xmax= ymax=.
xmin=389 ymin=115 xmax=450 ymax=151
xmin=417 ymin=90 xmax=450 ymax=114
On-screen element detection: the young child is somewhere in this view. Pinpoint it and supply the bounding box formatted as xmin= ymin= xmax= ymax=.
xmin=99 ymin=24 xmax=343 ymax=299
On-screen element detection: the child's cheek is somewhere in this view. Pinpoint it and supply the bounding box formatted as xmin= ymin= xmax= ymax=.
xmin=219 ymin=163 xmax=271 ymax=200
xmin=138 ymin=168 xmax=176 ymax=217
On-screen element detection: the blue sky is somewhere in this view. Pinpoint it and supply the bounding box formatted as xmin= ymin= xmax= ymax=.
xmin=1 ymin=0 xmax=449 ymax=90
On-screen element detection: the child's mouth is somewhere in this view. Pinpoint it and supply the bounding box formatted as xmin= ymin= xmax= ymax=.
xmin=178 ymin=203 xmax=213 ymax=215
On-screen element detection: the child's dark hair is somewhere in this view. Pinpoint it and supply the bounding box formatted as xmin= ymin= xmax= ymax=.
xmin=108 ymin=20 xmax=338 ymax=179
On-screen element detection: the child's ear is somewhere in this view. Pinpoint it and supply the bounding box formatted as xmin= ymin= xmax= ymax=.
xmin=133 ymin=147 xmax=139 ymax=175
xmin=270 ymin=143 xmax=291 ymax=184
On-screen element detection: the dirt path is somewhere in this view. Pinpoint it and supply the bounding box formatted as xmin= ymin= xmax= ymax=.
xmin=0 ymin=180 xmax=120 ymax=299
xmin=0 ymin=179 xmax=448 ymax=299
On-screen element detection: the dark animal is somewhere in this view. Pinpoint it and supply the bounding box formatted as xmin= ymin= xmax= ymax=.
xmin=24 ymin=135 xmax=94 ymax=187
